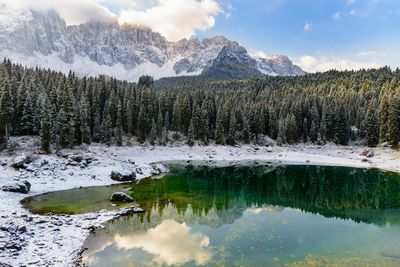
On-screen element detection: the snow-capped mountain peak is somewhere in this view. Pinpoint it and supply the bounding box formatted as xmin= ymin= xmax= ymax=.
xmin=0 ymin=7 xmax=306 ymax=81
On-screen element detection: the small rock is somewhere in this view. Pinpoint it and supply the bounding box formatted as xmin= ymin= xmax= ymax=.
xmin=362 ymin=158 xmax=369 ymax=163
xmin=135 ymin=168 xmax=143 ymax=175
xmin=17 ymin=226 xmax=27 ymax=234
xmin=69 ymin=155 xmax=83 ymax=163
xmin=110 ymin=192 xmax=134 ymax=202
xmin=111 ymin=170 xmax=136 ymax=182
xmin=2 ymin=181 xmax=31 ymax=194
xmin=133 ymin=207 xmax=145 ymax=213
xmin=5 ymin=243 xmax=21 ymax=251
xmin=361 ymin=148 xmax=374 ymax=158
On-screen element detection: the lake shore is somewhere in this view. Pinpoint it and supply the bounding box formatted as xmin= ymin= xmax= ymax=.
xmin=1 ymin=137 xmax=400 ymax=266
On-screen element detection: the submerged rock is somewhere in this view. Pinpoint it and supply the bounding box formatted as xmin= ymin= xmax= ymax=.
xmin=2 ymin=181 xmax=31 ymax=194
xmin=110 ymin=170 xmax=136 ymax=182
xmin=118 ymin=206 xmax=144 ymax=216
xmin=110 ymin=192 xmax=134 ymax=202
xmin=150 ymin=163 xmax=169 ymax=175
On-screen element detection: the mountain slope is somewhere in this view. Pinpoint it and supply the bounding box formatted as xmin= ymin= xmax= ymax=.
xmin=0 ymin=5 xmax=306 ymax=81
xmin=200 ymin=44 xmax=263 ymax=80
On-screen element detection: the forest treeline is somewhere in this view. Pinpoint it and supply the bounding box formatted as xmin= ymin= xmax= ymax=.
xmin=0 ymin=58 xmax=399 ymax=151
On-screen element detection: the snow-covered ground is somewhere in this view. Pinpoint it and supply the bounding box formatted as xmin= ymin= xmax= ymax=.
xmin=1 ymin=137 xmax=400 ymax=266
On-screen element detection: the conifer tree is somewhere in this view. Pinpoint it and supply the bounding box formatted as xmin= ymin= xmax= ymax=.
xmin=40 ymin=97 xmax=52 ymax=151
xmin=0 ymin=78 xmax=13 ymax=143
xmin=80 ymin=95 xmax=91 ymax=145
xmin=310 ymin=104 xmax=319 ymax=143
xmin=379 ymin=96 xmax=389 ymax=142
xmin=366 ymin=100 xmax=379 ymax=147
xmin=303 ymin=118 xmax=308 ymax=142
xmin=187 ymin=119 xmax=195 ymax=147
xmin=227 ymin=111 xmax=236 ymax=146
xmin=201 ymin=109 xmax=209 ymax=145
xmin=137 ymin=105 xmax=146 ymax=143
xmin=149 ymin=118 xmax=157 ymax=146
xmin=277 ymin=119 xmax=286 ymax=145
xmin=116 ymin=100 xmax=123 ymax=146
xmin=157 ymin=111 xmax=163 ymax=138
xmin=21 ymin=91 xmax=34 ymax=135
xmin=215 ymin=110 xmax=225 ymax=145
xmin=242 ymin=114 xmax=251 ymax=144
xmin=102 ymin=101 xmax=112 ymax=144
xmin=161 ymin=127 xmax=168 ymax=146
xmin=388 ymin=94 xmax=400 ymax=148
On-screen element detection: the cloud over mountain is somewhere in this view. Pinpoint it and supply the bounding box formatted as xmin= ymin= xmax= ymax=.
xmin=2 ymin=0 xmax=222 ymax=41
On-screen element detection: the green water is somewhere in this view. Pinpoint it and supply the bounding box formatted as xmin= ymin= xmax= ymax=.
xmin=23 ymin=165 xmax=400 ymax=266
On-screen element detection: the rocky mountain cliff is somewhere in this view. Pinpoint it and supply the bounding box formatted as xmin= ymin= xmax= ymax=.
xmin=0 ymin=5 xmax=306 ymax=81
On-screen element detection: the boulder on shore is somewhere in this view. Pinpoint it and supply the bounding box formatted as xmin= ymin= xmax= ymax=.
xmin=11 ymin=154 xmax=34 ymax=169
xmin=111 ymin=170 xmax=136 ymax=182
xmin=361 ymin=148 xmax=375 ymax=158
xmin=110 ymin=192 xmax=134 ymax=202
xmin=2 ymin=181 xmax=31 ymax=194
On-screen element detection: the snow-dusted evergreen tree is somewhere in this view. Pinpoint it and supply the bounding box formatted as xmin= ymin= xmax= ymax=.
xmin=310 ymin=103 xmax=319 ymax=143
xmin=21 ymin=91 xmax=34 ymax=135
xmin=0 ymin=77 xmax=13 ymax=143
xmin=215 ymin=110 xmax=225 ymax=145
xmin=187 ymin=119 xmax=195 ymax=147
xmin=116 ymin=100 xmax=123 ymax=146
xmin=157 ymin=110 xmax=163 ymax=138
xmin=366 ymin=100 xmax=379 ymax=147
xmin=286 ymin=114 xmax=297 ymax=144
xmin=149 ymin=119 xmax=157 ymax=146
xmin=102 ymin=100 xmax=112 ymax=144
xmin=388 ymin=94 xmax=400 ymax=148
xmin=80 ymin=94 xmax=91 ymax=145
xmin=40 ymin=96 xmax=52 ymax=151
xmin=277 ymin=119 xmax=286 ymax=145
xmin=201 ymin=109 xmax=209 ymax=145
xmin=137 ymin=105 xmax=146 ymax=143
xmin=379 ymin=95 xmax=389 ymax=143
xmin=227 ymin=111 xmax=236 ymax=146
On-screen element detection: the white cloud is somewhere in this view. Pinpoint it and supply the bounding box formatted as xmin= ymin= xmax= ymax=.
xmin=304 ymin=23 xmax=312 ymax=31
xmin=333 ymin=12 xmax=341 ymax=20
xmin=114 ymin=220 xmax=212 ymax=266
xmin=347 ymin=0 xmax=355 ymax=4
xmin=294 ymin=55 xmax=381 ymax=73
xmin=2 ymin=0 xmax=117 ymax=25
xmin=350 ymin=10 xmax=356 ymax=15
xmin=250 ymin=50 xmax=268 ymax=59
xmin=118 ymin=0 xmax=222 ymax=41
xmin=357 ymin=51 xmax=378 ymax=57
xmin=3 ymin=0 xmax=222 ymax=42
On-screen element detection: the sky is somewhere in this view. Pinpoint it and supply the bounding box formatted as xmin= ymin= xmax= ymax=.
xmin=3 ymin=0 xmax=400 ymax=72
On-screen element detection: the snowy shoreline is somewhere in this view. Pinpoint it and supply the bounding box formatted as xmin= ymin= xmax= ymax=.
xmin=1 ymin=140 xmax=400 ymax=266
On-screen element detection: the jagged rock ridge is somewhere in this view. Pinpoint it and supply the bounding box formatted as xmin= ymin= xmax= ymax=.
xmin=0 ymin=5 xmax=306 ymax=81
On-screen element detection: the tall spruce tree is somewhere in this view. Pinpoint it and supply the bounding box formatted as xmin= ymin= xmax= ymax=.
xmin=366 ymin=100 xmax=379 ymax=147
xmin=215 ymin=110 xmax=225 ymax=145
xmin=0 ymin=78 xmax=13 ymax=143
xmin=379 ymin=95 xmax=389 ymax=143
xmin=40 ymin=97 xmax=52 ymax=151
xmin=388 ymin=94 xmax=400 ymax=148
xmin=187 ymin=119 xmax=195 ymax=147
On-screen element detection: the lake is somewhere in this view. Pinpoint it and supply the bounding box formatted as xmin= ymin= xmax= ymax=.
xmin=22 ymin=164 xmax=400 ymax=266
